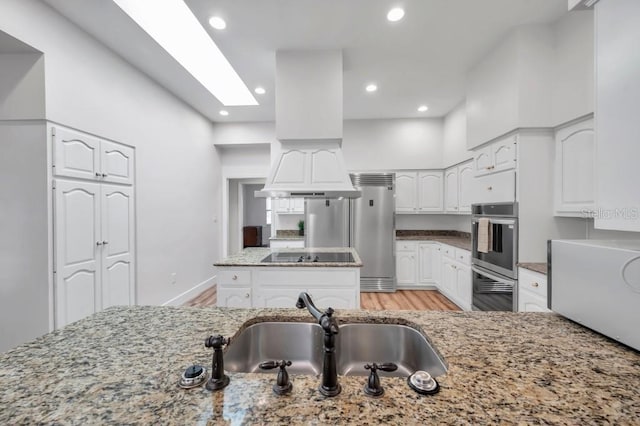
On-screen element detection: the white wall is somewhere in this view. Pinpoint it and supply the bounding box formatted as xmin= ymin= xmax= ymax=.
xmin=551 ymin=10 xmax=594 ymax=126
xmin=0 ymin=53 xmax=45 ymax=120
xmin=442 ymin=102 xmax=471 ymax=168
xmin=343 ymin=118 xmax=444 ymax=170
xmin=0 ymin=0 xmax=221 ymax=311
xmin=397 ymin=215 xmax=471 ymax=233
xmin=212 ymin=122 xmax=276 ymax=145
xmin=0 ymin=122 xmax=49 ymax=352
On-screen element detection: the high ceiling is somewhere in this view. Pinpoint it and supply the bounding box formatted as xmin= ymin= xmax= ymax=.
xmin=44 ymin=0 xmax=568 ymax=122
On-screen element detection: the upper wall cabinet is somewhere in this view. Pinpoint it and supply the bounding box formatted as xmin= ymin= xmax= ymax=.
xmin=594 ymin=0 xmax=640 ymax=232
xmin=53 ymin=126 xmax=134 ymax=185
xmin=554 ymin=116 xmax=595 ymax=216
xmin=466 ymin=25 xmax=554 ymax=149
xmin=395 ymin=171 xmax=443 ymax=214
xmin=473 ymin=135 xmax=517 ymax=177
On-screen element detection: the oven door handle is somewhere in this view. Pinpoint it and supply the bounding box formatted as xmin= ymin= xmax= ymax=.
xmin=471 ymin=266 xmax=517 ymax=285
xmin=471 ymin=219 xmax=516 ymax=225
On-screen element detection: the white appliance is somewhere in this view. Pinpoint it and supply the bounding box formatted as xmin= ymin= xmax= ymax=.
xmin=549 ymin=240 xmax=640 ymax=351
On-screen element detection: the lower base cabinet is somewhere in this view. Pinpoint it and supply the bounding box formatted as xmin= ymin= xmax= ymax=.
xmin=518 ymin=268 xmax=551 ymax=312
xmin=396 ymin=241 xmax=472 ymax=310
xmin=217 ymin=267 xmax=360 ymax=309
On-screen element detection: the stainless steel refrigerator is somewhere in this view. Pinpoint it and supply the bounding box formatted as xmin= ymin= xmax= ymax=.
xmin=304 ymin=173 xmax=396 ymax=292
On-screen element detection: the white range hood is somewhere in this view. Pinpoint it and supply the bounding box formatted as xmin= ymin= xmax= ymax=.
xmin=256 ymin=50 xmax=360 ymax=199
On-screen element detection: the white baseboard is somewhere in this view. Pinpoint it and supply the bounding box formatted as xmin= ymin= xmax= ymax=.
xmin=161 ymin=275 xmax=216 ymax=306
xmin=396 ymin=285 xmax=439 ymax=291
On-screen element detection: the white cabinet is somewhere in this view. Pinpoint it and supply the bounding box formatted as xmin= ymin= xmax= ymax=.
xmin=471 ymin=170 xmax=516 ymax=204
xmin=269 ymin=239 xmax=305 ymax=249
xmin=54 ymin=180 xmax=135 ymax=327
xmin=518 ymin=268 xmax=551 ymax=313
xmin=444 ymin=161 xmax=473 ymax=214
xmin=595 ymin=0 xmax=640 ymax=232
xmin=274 ymin=198 xmax=304 ymax=214
xmin=458 ymin=162 xmax=474 ymax=213
xmin=418 ymin=243 xmax=439 ymax=284
xmin=395 ymin=173 xmax=418 ymax=213
xmin=217 ymin=266 xmax=360 ymax=308
xmin=554 ymin=117 xmax=595 ymax=216
xmin=218 ymin=287 xmax=252 ymax=308
xmin=396 ymin=242 xmax=417 ymax=286
xmin=53 ymin=126 xmax=134 ymax=185
xmin=473 ymin=136 xmax=517 ymax=177
xmin=438 ymin=246 xmax=472 ymax=311
xmin=395 ymin=171 xmax=443 ymax=214
xmin=444 ymin=168 xmax=459 ymax=213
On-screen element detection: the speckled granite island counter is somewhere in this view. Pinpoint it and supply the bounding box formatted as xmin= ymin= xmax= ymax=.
xmin=1 ymin=306 xmax=638 ymax=424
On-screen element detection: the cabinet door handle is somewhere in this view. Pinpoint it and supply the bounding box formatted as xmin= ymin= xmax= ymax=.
xmin=487 ymin=186 xmax=493 ymax=191
xmin=102 ymin=241 xmax=109 ymax=245
xmin=532 ymin=282 xmax=539 ymax=288
xmin=95 ymin=172 xmax=101 ymax=177
xmin=232 ymin=275 xmax=238 ymax=280
xmin=96 ymin=241 xmax=103 ymax=246
xmin=102 ymin=173 xmax=108 ymax=177
xmin=245 ymin=293 xmax=250 ymax=298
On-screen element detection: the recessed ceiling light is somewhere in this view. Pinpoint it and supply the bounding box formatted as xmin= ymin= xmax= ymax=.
xmin=254 ymin=87 xmax=266 ymax=95
xmin=208 ymin=16 xmax=226 ymax=30
xmin=365 ymin=83 xmax=378 ymax=93
xmin=219 ymin=110 xmax=229 ymax=116
xmin=387 ymin=8 xmax=405 ymax=22
xmin=418 ymin=105 xmax=429 ymax=112
xmin=113 ymin=0 xmax=256 ymax=106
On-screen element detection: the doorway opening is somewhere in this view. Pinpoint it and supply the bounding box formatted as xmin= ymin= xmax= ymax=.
xmin=227 ymin=178 xmax=269 ymax=255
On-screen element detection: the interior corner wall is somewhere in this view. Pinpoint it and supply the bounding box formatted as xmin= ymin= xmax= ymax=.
xmin=0 ymin=0 xmax=221 ymax=307
xmin=551 ymin=10 xmax=594 ymax=127
xmin=442 ymin=102 xmax=471 ymax=168
xmin=0 ymin=52 xmax=45 ymax=120
xmin=0 ymin=122 xmax=49 ymax=353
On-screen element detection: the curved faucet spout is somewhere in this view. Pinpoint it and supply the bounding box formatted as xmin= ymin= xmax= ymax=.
xmin=296 ymin=292 xmax=324 ymax=321
xmin=295 ymin=292 xmax=341 ymax=396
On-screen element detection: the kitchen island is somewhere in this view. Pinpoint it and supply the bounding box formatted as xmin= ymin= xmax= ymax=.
xmin=1 ymin=306 xmax=638 ymax=424
xmin=214 ymin=247 xmax=362 ymax=308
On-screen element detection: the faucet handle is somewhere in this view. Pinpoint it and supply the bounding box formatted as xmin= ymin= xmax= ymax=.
xmin=363 ymin=362 xmax=398 ymax=397
xmin=204 ymin=335 xmax=229 ymax=349
xmin=260 ymin=360 xmax=293 ymax=395
xmin=325 ymin=307 xmax=335 ymax=317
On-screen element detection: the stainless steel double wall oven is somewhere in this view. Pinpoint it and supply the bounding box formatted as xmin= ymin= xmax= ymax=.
xmin=471 ymin=202 xmax=518 ymax=311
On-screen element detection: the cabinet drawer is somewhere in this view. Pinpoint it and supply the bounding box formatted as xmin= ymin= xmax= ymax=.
xmin=441 ymin=244 xmax=455 ymax=260
xmin=219 ymin=270 xmax=251 ymax=285
xmin=518 ymin=288 xmax=551 ymax=313
xmin=471 ymin=170 xmax=516 ymax=204
xmin=454 ymin=248 xmax=471 ymax=265
xmin=518 ymin=268 xmax=548 ymax=299
xmin=397 ymin=241 xmax=417 ymax=251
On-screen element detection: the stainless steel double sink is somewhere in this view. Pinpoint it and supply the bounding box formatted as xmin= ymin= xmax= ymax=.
xmin=224 ymin=321 xmax=447 ymax=378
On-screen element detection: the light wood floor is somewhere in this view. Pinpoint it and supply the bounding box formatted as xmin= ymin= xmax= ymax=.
xmin=184 ymin=285 xmax=460 ymax=311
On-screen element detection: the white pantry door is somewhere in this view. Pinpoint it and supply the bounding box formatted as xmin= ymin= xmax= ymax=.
xmin=101 ymin=185 xmax=135 ymax=308
xmin=54 ymin=180 xmax=101 ymax=327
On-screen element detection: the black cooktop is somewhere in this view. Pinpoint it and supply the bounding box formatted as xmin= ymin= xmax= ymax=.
xmin=260 ymin=252 xmax=355 ymax=263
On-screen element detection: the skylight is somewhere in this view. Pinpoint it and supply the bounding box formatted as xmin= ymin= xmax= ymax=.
xmin=113 ymin=0 xmax=257 ymax=106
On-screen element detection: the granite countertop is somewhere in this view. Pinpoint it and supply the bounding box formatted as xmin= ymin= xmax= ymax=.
xmin=214 ymin=247 xmax=363 ymax=267
xmin=396 ymin=230 xmax=472 ymax=251
xmin=518 ymin=262 xmax=548 ymax=275
xmin=1 ymin=306 xmax=638 ymax=424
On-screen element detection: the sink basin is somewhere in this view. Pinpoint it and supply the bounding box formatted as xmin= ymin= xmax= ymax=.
xmin=224 ymin=322 xmax=324 ymax=375
xmin=336 ymin=323 xmax=447 ymax=378
xmin=224 ymin=321 xmax=447 ymax=378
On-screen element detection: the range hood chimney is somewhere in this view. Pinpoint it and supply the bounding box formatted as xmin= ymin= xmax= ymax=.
xmin=255 ymin=50 xmax=360 ymax=199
